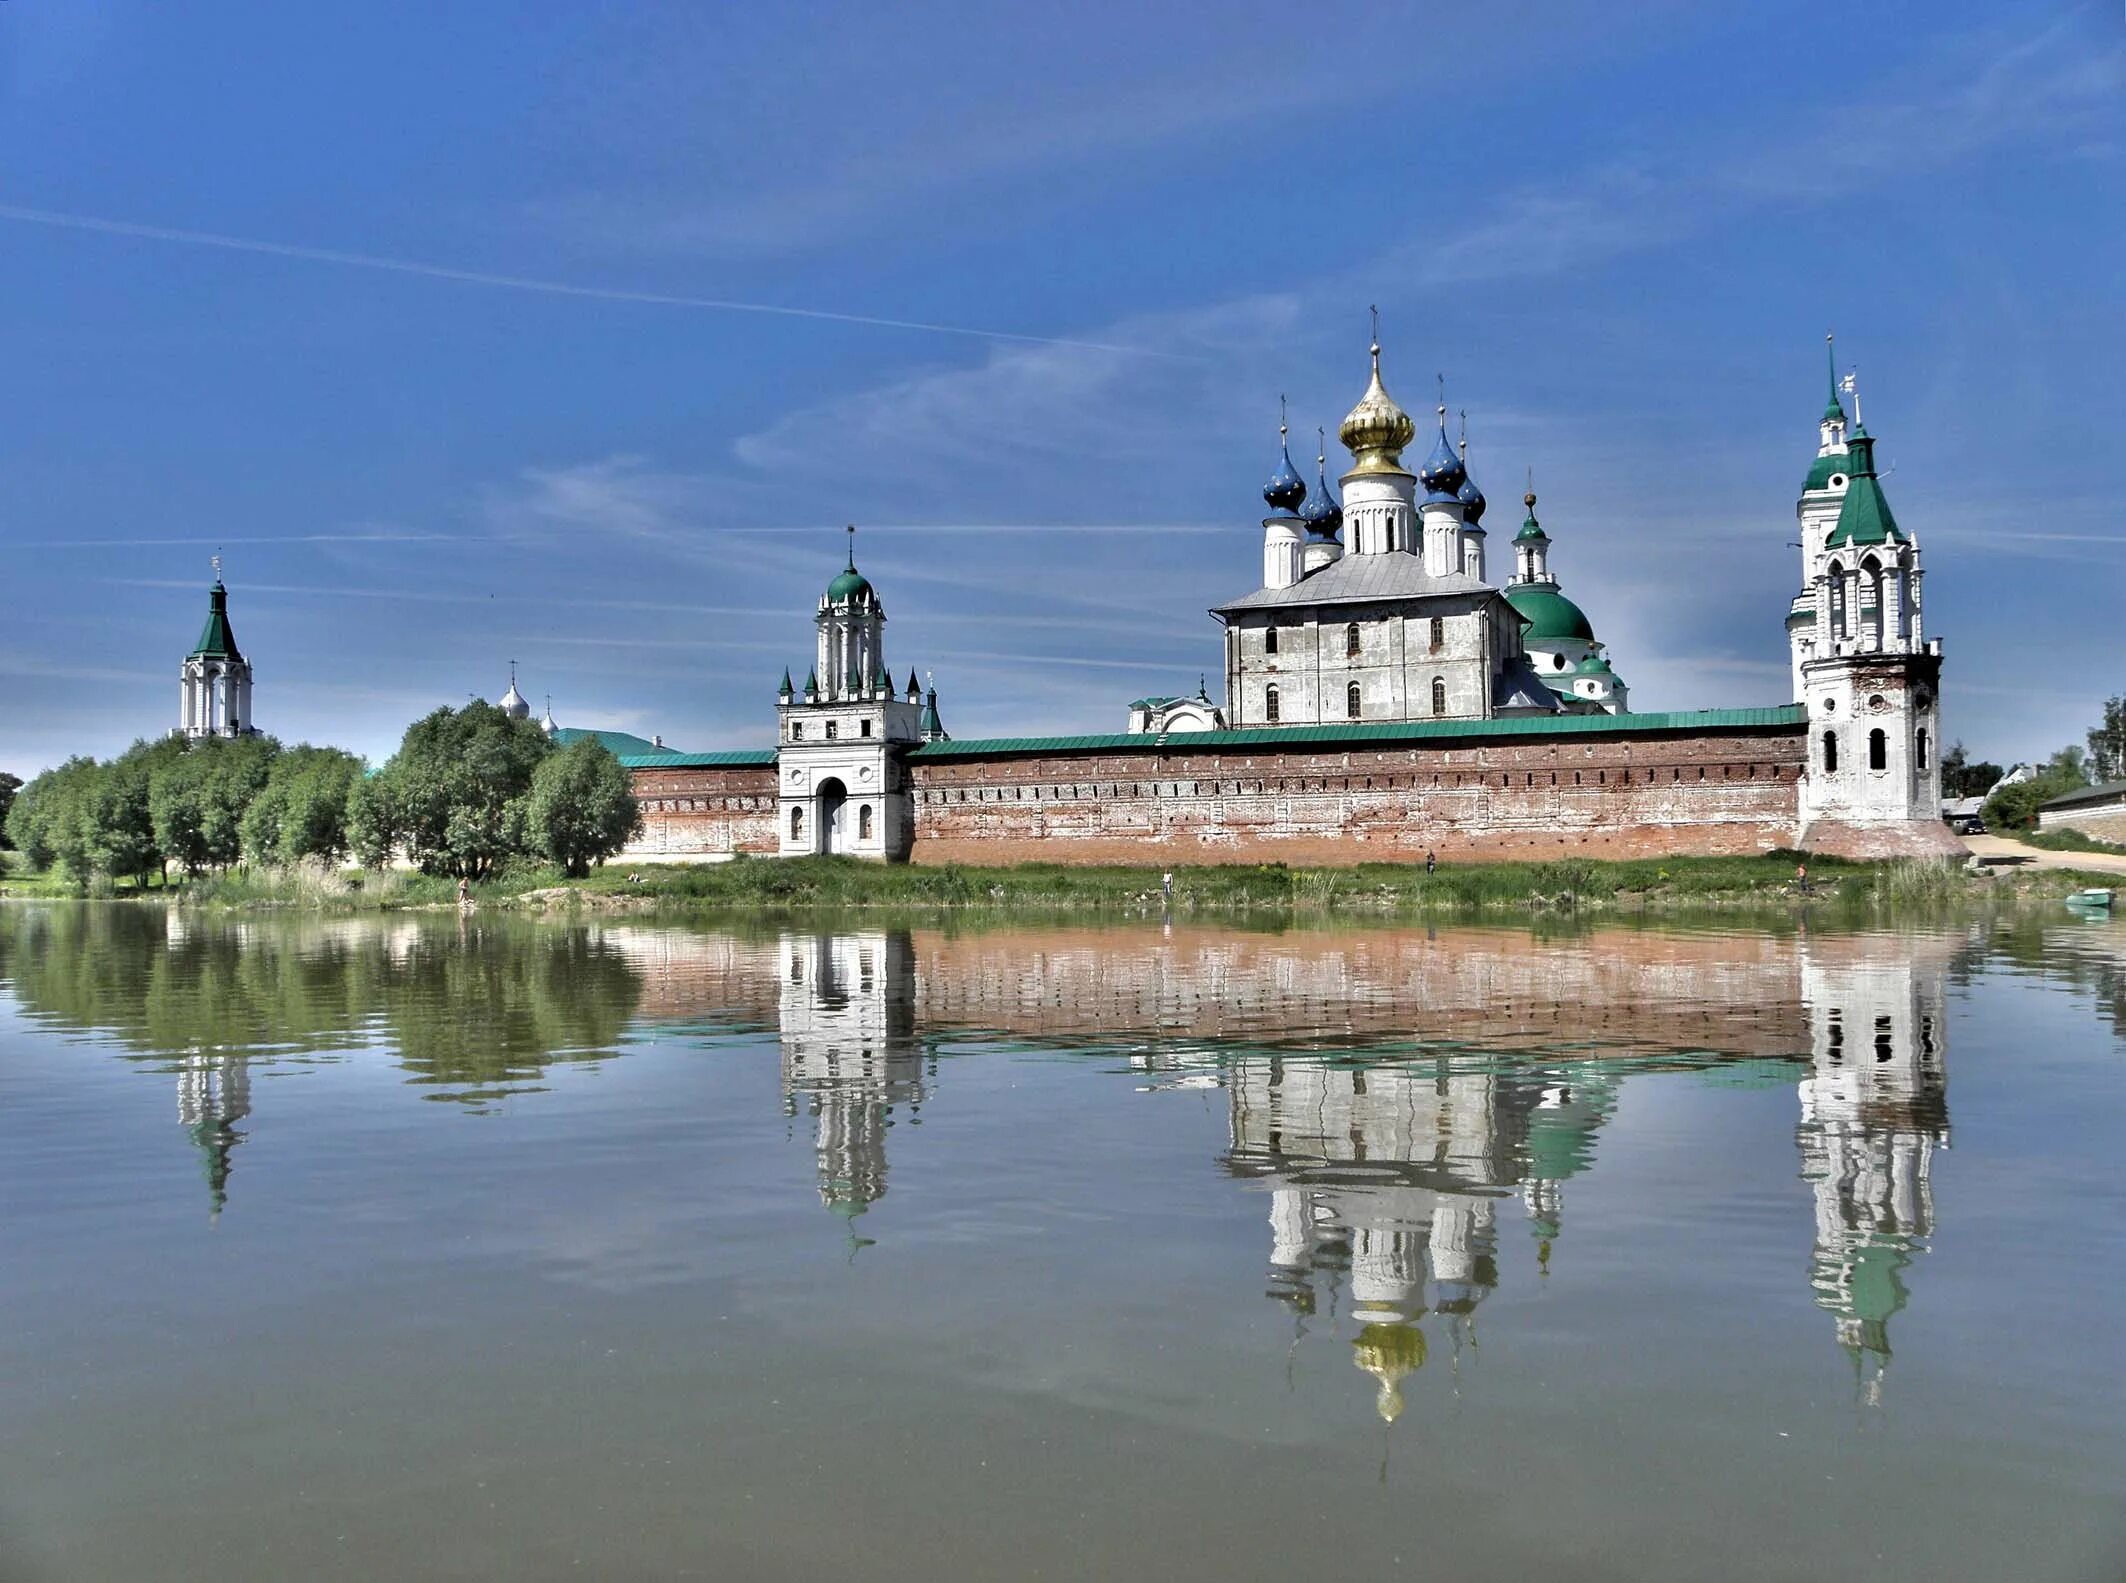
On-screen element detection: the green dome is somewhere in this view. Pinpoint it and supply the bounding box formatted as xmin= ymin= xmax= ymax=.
xmin=1506 ymin=584 xmax=1595 ymax=643
xmin=825 ymin=565 xmax=873 ymax=603
xmin=1573 ymin=653 xmax=1615 ymax=677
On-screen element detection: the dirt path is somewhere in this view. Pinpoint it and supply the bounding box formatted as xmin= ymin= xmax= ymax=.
xmin=1961 ymin=833 xmax=2126 ymax=878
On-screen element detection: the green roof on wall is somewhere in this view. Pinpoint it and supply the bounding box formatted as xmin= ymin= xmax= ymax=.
xmin=616 ymin=748 xmax=777 ymax=769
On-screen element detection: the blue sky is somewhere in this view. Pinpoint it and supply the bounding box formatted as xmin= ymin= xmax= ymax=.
xmin=2 ymin=0 xmax=2120 ymax=777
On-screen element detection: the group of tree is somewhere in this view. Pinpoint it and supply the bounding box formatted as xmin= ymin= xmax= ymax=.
xmin=1941 ymin=695 xmax=2125 ymax=832
xmin=5 ymin=735 xmax=364 ymax=885
xmin=5 ymin=700 xmax=640 ymax=887
xmin=352 ymin=702 xmax=641 ymax=879
xmin=1983 ymin=745 xmax=2096 ymax=832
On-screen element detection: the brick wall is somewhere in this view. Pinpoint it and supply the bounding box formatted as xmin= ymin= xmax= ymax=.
xmin=625 ymin=764 xmax=779 ymax=858
xmin=2039 ymin=799 xmax=2126 ymax=843
xmin=906 ymin=724 xmax=1807 ymax=865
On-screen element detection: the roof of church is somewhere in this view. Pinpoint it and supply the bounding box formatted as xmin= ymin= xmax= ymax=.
xmin=1492 ymin=654 xmax=1567 ymax=712
xmin=1215 ymin=551 xmax=1494 ymax=613
xmin=1803 ymin=448 xmax=1853 ymax=493
xmin=1826 ymin=432 xmax=1903 ymax=550
xmin=189 ymin=582 xmax=243 ymax=661
xmin=1505 ymin=583 xmax=1596 ymax=643
xmin=550 ymin=727 xmax=674 ymax=757
xmin=902 ymin=705 xmax=1806 ymax=760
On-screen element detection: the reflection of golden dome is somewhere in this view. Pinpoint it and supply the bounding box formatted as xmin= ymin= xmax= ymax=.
xmin=1338 ymin=343 xmax=1417 ymax=476
xmin=1352 ymin=1321 xmax=1426 ymax=1423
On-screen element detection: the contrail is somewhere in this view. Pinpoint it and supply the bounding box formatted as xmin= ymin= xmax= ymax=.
xmin=0 ymin=203 xmax=1164 ymax=357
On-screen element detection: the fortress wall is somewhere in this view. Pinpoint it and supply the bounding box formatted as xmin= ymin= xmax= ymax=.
xmin=902 ymin=725 xmax=1808 ymax=865
xmin=625 ymin=763 xmax=780 ymax=859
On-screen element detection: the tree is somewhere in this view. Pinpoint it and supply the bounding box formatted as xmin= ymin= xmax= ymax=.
xmin=6 ymin=758 xmax=98 ymax=877
xmin=0 ymin=772 xmax=20 ymax=850
xmin=362 ymin=703 xmax=553 ymax=879
xmin=242 ymin=746 xmax=364 ymax=868
xmin=347 ymin=771 xmax=398 ymax=870
xmin=1983 ymin=745 xmax=2094 ymax=832
xmin=1938 ymin=741 xmax=2004 ymax=801
xmin=2088 ymin=695 xmax=2126 ymax=783
xmin=151 ymin=735 xmax=278 ymax=875
xmin=81 ymin=741 xmax=175 ymax=886
xmin=515 ymin=737 xmax=643 ymax=877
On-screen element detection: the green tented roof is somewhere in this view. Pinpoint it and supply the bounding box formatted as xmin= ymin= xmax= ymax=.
xmin=551 ymin=727 xmax=676 ymax=757
xmin=1825 ymin=435 xmax=1902 ymax=549
xmin=1505 ymin=584 xmax=1596 ymax=643
xmin=615 ymin=748 xmax=777 ymax=769
xmin=903 ymin=705 xmax=1806 ymax=761
xmin=1803 ymin=449 xmax=1854 ymax=492
xmin=189 ymin=583 xmax=243 ymax=661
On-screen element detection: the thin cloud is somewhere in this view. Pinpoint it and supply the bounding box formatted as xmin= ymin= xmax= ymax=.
xmin=15 ymin=531 xmax=467 ymax=550
xmin=0 ymin=204 xmax=1174 ymax=358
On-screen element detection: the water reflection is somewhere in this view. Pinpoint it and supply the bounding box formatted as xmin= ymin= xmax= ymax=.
xmin=746 ymin=920 xmax=1978 ymax=1418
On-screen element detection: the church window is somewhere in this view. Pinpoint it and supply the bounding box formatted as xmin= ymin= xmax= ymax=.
xmin=1822 ymin=730 xmax=1839 ymax=773
xmin=1431 ymin=677 xmax=1446 ymax=716
xmin=1429 ymin=616 xmax=1444 ymax=653
xmin=1347 ymin=682 xmax=1361 ymax=719
xmin=825 ymin=721 xmax=838 ymax=740
xmin=1869 ymin=728 xmax=1887 ymax=771
xmin=1916 ymin=728 xmax=1930 ymax=771
xmin=858 ymin=805 xmax=873 ymax=840
xmin=1345 ymin=623 xmax=1361 ymax=658
xmin=860 ymin=719 xmax=872 ymax=738
xmin=790 ymin=806 xmax=805 ymax=840
xmin=790 ymin=721 xmax=804 ymax=741
xmin=1265 ymin=626 xmax=1279 ymax=656
xmin=1555 ymin=655 xmax=1566 ymax=671
xmin=1265 ymin=685 xmax=1280 ymax=723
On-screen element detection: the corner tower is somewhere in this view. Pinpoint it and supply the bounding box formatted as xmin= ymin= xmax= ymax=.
xmin=776 ymin=530 xmax=922 ymax=860
xmin=1790 ymin=364 xmax=1951 ymax=853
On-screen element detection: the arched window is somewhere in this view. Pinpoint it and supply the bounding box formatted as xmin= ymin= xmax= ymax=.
xmin=1265 ymin=626 xmax=1279 ymax=656
xmin=1429 ymin=616 xmax=1444 ymax=653
xmin=1827 ymin=562 xmax=1847 ymax=637
xmin=1265 ymin=684 xmax=1280 ymax=722
xmin=1822 ymin=730 xmax=1839 ymax=773
xmin=1869 ymin=728 xmax=1887 ymax=771
xmin=790 ymin=805 xmax=805 ymax=840
xmin=1345 ymin=622 xmax=1361 ymax=658
xmin=1346 ymin=682 xmax=1361 ymax=719
xmin=858 ymin=804 xmax=874 ymax=841
xmin=1431 ymin=677 xmax=1447 ymax=716
xmin=1916 ymin=727 xmax=1930 ymax=771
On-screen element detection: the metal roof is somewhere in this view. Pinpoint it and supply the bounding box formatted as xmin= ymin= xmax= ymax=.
xmin=2039 ymin=778 xmax=2126 ymax=811
xmin=552 ymin=727 xmax=672 ymax=757
xmin=905 ymin=705 xmax=1807 ymax=761
xmin=1214 ymin=550 xmax=1496 ymax=613
xmin=616 ymin=748 xmax=776 ymax=769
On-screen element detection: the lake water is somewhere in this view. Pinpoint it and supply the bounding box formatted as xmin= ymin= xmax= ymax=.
xmin=1 ymin=903 xmax=2122 ymax=1582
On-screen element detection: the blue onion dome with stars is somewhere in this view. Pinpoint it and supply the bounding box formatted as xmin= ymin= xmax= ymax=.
xmin=1417 ymin=408 xmax=1466 ymax=503
xmin=1263 ymin=418 xmax=1307 ymax=514
xmin=1300 ymin=441 xmax=1343 ymax=538
xmin=1456 ymin=460 xmax=1487 ymax=525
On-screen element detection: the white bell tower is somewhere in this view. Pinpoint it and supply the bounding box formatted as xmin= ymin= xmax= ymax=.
xmin=177 ymin=560 xmax=256 ymax=739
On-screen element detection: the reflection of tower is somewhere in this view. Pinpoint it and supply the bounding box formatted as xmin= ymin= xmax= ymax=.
xmin=177 ymin=1051 xmax=251 ymax=1217
xmin=778 ymin=932 xmax=922 ymax=1226
xmin=1518 ymin=1066 xmax=1623 ymax=1276
xmin=1795 ymin=947 xmax=1950 ymax=1401
xmin=1225 ymin=1058 xmax=1530 ymax=1422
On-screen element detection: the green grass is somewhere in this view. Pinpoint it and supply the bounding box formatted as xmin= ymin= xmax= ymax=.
xmin=2008 ymin=827 xmax=2126 ymax=858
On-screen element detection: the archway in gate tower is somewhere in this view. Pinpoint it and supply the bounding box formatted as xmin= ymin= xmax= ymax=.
xmin=817 ymin=778 xmax=849 ymax=855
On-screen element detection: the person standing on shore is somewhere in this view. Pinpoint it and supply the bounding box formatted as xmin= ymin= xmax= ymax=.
xmin=458 ymin=876 xmax=471 ymax=909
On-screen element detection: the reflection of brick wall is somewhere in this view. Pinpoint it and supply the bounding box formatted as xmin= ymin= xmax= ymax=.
xmin=905 ymin=726 xmax=1806 ymax=865
xmin=626 ymin=765 xmax=779 ymax=858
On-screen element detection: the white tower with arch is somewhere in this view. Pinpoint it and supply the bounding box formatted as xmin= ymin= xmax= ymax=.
xmin=775 ymin=531 xmax=924 ymax=860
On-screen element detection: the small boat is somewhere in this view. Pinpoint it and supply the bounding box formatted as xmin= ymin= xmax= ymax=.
xmin=2063 ymin=888 xmax=2114 ymax=912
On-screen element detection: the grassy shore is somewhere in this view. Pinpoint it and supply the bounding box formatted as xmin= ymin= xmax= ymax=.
xmin=5 ymin=847 xmax=2112 ymax=919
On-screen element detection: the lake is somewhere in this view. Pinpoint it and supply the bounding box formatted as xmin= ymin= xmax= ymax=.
xmin=1 ymin=902 xmax=2122 ymax=1581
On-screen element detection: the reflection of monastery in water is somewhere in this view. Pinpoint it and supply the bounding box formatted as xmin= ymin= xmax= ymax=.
xmin=715 ymin=921 xmax=1964 ymax=1418
xmin=1796 ymin=950 xmax=1949 ymax=1401
xmin=178 ymin=1050 xmax=251 ymax=1218
xmin=778 ymin=933 xmax=926 ymax=1222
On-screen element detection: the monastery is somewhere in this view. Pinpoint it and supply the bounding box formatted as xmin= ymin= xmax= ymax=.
xmin=178 ymin=333 xmax=1954 ymax=863
xmin=610 ymin=333 xmax=1953 ymax=863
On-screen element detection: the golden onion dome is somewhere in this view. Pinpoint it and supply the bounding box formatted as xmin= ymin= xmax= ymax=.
xmin=1351 ymin=1320 xmax=1427 ymax=1423
xmin=1338 ymin=341 xmax=1417 ymax=476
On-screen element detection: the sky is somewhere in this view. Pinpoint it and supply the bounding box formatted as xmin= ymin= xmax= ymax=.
xmin=1 ymin=0 xmax=2121 ymax=778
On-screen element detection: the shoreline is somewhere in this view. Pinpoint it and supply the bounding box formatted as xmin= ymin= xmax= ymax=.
xmin=4 ymin=850 xmax=2115 ymax=921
